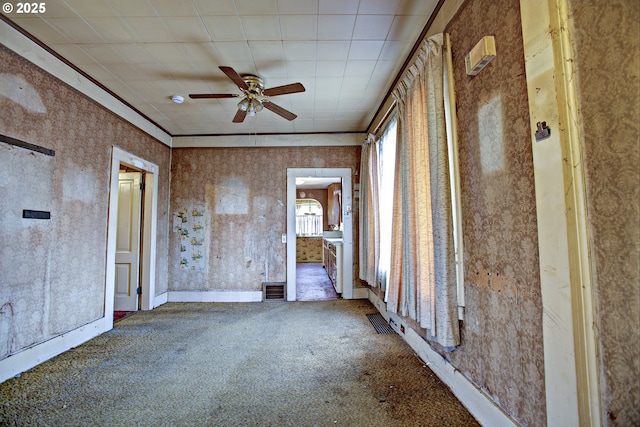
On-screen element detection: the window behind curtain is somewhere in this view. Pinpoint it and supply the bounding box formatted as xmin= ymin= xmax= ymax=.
xmin=296 ymin=199 xmax=323 ymax=236
xmin=377 ymin=116 xmax=397 ymax=291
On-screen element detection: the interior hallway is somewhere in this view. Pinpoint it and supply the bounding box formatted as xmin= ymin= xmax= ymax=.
xmin=0 ymin=301 xmax=479 ymax=427
xmin=296 ymin=262 xmax=339 ymax=301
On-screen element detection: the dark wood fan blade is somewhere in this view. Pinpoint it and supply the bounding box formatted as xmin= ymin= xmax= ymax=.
xmin=263 ymin=101 xmax=297 ymax=121
xmin=219 ymin=66 xmax=249 ymax=90
xmin=263 ymin=82 xmax=305 ymax=97
xmin=232 ymin=109 xmax=247 ymax=123
xmin=189 ymin=93 xmax=237 ymax=99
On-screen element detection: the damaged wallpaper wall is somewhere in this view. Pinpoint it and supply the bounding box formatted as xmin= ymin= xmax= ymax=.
xmin=0 ymin=45 xmax=171 ymax=360
xmin=569 ymin=0 xmax=640 ymax=424
xmin=169 ymin=146 xmax=360 ymax=293
xmin=444 ymin=1 xmax=546 ymax=425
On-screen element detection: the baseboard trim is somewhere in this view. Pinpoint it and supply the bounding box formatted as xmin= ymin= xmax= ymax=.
xmin=167 ymin=291 xmax=263 ymax=303
xmin=154 ymin=291 xmax=169 ymax=307
xmin=368 ymin=291 xmax=517 ymax=427
xmin=0 ymin=317 xmax=109 ymax=384
xmin=352 ymin=287 xmax=369 ymax=299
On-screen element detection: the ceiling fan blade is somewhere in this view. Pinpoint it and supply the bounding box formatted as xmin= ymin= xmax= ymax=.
xmin=189 ymin=93 xmax=237 ymax=99
xmin=219 ymin=66 xmax=249 ymax=90
xmin=263 ymin=82 xmax=305 ymax=97
xmin=263 ymin=101 xmax=297 ymax=121
xmin=232 ymin=109 xmax=247 ymax=123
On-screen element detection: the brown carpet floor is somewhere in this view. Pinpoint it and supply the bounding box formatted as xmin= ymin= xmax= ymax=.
xmin=0 ymin=300 xmax=479 ymax=427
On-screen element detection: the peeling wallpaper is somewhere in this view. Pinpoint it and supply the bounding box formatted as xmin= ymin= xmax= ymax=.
xmin=169 ymin=147 xmax=360 ymax=292
xmin=0 ymin=45 xmax=171 ymax=360
xmin=569 ymin=0 xmax=640 ymax=424
xmin=445 ymin=1 xmax=546 ymax=425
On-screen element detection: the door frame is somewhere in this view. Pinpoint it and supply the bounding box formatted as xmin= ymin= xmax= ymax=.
xmin=105 ymin=146 xmax=159 ymax=323
xmin=114 ymin=171 xmax=142 ymax=311
xmin=520 ymin=1 xmax=600 ymax=425
xmin=286 ymin=168 xmax=354 ymax=300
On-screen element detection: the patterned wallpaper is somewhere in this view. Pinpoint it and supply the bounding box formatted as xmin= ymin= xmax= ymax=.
xmin=169 ymin=146 xmax=360 ymax=292
xmin=569 ymin=1 xmax=640 ymax=424
xmin=0 ymin=45 xmax=171 ymax=359
xmin=296 ymin=237 xmax=323 ymax=262
xmin=445 ymin=1 xmax=545 ymax=425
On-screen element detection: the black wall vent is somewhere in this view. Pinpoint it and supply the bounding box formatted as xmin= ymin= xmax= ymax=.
xmin=262 ymin=282 xmax=286 ymax=301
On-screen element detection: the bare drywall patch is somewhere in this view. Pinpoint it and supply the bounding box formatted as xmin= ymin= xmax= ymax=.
xmin=63 ymin=167 xmax=97 ymax=202
xmin=478 ymin=95 xmax=505 ymax=175
xmin=252 ymin=195 xmax=271 ymax=215
xmin=214 ymin=177 xmax=249 ymax=214
xmin=0 ymin=302 xmax=15 ymax=357
xmin=0 ymin=144 xmax=53 ymax=358
xmin=311 ymin=157 xmax=326 ymax=168
xmin=0 ymin=73 xmax=46 ymax=113
xmin=0 ymin=144 xmax=53 ymax=227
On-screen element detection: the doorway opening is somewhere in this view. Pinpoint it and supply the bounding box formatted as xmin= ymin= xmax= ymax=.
xmin=295 ymin=196 xmax=338 ymax=301
xmin=286 ymin=168 xmax=354 ymax=301
xmin=105 ymin=147 xmax=159 ymax=326
xmin=114 ymin=166 xmax=143 ymax=317
xmin=296 ymin=199 xmax=342 ymax=301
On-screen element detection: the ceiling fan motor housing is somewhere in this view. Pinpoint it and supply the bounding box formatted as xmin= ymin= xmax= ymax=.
xmin=243 ymin=75 xmax=264 ymax=96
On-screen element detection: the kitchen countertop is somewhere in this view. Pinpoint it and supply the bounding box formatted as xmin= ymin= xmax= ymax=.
xmin=324 ymin=237 xmax=343 ymax=246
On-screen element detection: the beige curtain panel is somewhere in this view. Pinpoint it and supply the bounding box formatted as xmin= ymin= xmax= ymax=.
xmin=358 ymin=133 xmax=380 ymax=287
xmin=387 ymin=33 xmax=460 ymax=348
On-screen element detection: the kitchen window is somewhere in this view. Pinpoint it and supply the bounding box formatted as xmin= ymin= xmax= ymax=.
xmin=296 ymin=199 xmax=323 ymax=236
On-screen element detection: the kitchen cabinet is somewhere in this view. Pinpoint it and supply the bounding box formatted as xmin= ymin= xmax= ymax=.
xmin=323 ymin=238 xmax=343 ymax=294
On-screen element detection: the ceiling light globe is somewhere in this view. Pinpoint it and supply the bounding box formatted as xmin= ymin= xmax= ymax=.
xmin=237 ymin=98 xmax=250 ymax=111
xmin=247 ymin=100 xmax=257 ymax=115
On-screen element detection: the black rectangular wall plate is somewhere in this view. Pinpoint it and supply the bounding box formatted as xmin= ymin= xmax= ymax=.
xmin=23 ymin=210 xmax=51 ymax=219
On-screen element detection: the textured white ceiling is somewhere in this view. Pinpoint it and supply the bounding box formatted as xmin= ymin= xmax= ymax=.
xmin=296 ymin=176 xmax=341 ymax=189
xmin=4 ymin=0 xmax=438 ymax=135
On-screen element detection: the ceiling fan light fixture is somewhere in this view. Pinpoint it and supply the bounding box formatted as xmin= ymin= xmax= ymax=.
xmin=190 ymin=66 xmax=304 ymax=123
xmin=246 ymin=99 xmax=264 ymax=116
xmin=247 ymin=103 xmax=257 ymax=116
xmin=237 ymin=98 xmax=250 ymax=111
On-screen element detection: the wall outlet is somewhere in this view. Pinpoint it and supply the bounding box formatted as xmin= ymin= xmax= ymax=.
xmin=281 ymin=233 xmax=286 ymax=243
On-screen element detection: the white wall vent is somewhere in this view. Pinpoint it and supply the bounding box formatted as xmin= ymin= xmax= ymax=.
xmin=465 ymin=36 xmax=496 ymax=76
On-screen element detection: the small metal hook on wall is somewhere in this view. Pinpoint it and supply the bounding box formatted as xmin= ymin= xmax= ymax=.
xmin=535 ymin=121 xmax=551 ymax=141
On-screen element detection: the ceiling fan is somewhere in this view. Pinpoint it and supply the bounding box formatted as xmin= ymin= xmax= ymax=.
xmin=189 ymin=66 xmax=305 ymax=123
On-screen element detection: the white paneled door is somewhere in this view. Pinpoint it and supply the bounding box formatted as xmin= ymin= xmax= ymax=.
xmin=114 ymin=172 xmax=142 ymax=311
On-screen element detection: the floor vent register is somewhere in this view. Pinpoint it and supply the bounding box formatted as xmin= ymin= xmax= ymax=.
xmin=366 ymin=313 xmax=396 ymax=334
